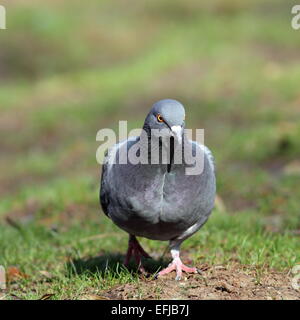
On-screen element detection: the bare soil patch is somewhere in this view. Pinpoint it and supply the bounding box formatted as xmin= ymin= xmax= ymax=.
xmin=103 ymin=263 xmax=300 ymax=300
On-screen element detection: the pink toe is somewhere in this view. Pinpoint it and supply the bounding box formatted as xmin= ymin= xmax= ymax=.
xmin=158 ymin=264 xmax=176 ymax=276
xmin=181 ymin=265 xmax=198 ymax=273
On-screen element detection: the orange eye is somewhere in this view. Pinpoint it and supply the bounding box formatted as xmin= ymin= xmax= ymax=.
xmin=157 ymin=114 xmax=164 ymax=122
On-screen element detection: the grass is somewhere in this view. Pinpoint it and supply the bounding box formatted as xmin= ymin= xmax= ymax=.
xmin=0 ymin=0 xmax=300 ymax=299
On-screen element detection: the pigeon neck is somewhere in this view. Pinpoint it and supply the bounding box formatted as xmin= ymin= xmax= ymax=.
xmin=140 ymin=134 xmax=187 ymax=172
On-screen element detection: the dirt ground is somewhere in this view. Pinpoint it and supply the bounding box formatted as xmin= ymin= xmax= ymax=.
xmin=103 ymin=263 xmax=300 ymax=300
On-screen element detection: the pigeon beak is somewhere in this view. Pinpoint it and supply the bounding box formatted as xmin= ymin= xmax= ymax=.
xmin=171 ymin=126 xmax=183 ymax=143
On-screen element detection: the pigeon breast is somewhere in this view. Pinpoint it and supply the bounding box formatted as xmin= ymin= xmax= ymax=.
xmin=100 ymin=136 xmax=216 ymax=241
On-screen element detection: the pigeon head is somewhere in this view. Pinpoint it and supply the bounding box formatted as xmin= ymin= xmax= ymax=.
xmin=143 ymin=99 xmax=186 ymax=142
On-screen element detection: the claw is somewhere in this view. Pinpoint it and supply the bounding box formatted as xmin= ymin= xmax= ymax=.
xmin=196 ymin=268 xmax=202 ymax=274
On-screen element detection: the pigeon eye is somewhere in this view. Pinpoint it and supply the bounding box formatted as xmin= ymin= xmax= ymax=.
xmin=157 ymin=114 xmax=164 ymax=123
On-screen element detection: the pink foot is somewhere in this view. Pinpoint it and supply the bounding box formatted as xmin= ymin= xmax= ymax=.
xmin=157 ymin=257 xmax=199 ymax=280
xmin=124 ymin=235 xmax=151 ymax=273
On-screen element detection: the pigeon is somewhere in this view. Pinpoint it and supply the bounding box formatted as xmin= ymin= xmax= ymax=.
xmin=100 ymin=99 xmax=216 ymax=280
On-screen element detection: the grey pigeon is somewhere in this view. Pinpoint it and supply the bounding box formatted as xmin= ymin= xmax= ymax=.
xmin=100 ymin=99 xmax=216 ymax=280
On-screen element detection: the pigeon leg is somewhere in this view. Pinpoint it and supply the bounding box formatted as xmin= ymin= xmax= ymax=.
xmin=123 ymin=235 xmax=151 ymax=272
xmin=157 ymin=244 xmax=199 ymax=280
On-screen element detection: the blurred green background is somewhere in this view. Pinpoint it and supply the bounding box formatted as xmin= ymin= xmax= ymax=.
xmin=0 ymin=0 xmax=299 ymax=299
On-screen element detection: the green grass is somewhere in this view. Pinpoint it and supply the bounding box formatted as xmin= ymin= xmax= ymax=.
xmin=0 ymin=0 xmax=300 ymax=299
